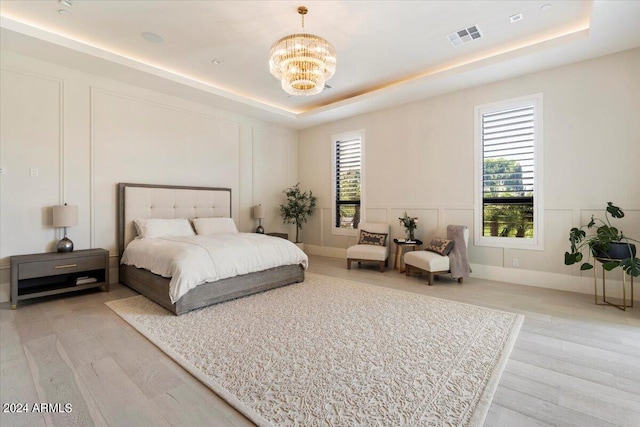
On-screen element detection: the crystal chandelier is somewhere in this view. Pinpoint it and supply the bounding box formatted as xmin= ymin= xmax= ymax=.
xmin=269 ymin=6 xmax=336 ymax=96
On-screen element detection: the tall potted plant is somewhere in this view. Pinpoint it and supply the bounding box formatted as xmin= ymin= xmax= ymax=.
xmin=564 ymin=202 xmax=639 ymax=277
xmin=280 ymin=183 xmax=317 ymax=247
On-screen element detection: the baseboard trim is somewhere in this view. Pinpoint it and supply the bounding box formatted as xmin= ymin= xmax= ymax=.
xmin=304 ymin=245 xmax=638 ymax=302
xmin=304 ymin=244 xmax=347 ymax=259
xmin=470 ymin=264 xmax=638 ymax=301
xmin=0 ymin=282 xmax=8 ymax=303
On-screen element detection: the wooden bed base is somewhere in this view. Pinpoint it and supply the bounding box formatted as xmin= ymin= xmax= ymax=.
xmin=118 ymin=183 xmax=305 ymax=315
xmin=120 ymin=263 xmax=304 ymax=315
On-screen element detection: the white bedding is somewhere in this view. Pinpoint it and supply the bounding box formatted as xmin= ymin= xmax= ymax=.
xmin=121 ymin=233 xmax=308 ymax=303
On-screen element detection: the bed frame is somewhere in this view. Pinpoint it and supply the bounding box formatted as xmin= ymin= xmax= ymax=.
xmin=117 ymin=183 xmax=304 ymax=315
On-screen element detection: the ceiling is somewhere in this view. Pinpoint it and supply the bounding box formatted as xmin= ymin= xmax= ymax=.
xmin=1 ymin=1 xmax=639 ymax=129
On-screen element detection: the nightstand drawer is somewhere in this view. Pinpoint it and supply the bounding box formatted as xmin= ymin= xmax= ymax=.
xmin=18 ymin=255 xmax=106 ymax=280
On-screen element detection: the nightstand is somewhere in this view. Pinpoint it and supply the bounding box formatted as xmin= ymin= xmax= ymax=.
xmin=10 ymin=248 xmax=109 ymax=309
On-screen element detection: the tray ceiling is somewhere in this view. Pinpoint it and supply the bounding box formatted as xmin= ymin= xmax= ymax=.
xmin=1 ymin=1 xmax=638 ymax=129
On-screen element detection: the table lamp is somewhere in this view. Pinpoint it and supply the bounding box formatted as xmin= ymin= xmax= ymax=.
xmin=53 ymin=204 xmax=78 ymax=252
xmin=254 ymin=204 xmax=265 ymax=234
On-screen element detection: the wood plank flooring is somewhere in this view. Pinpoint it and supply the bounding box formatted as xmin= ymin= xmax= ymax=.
xmin=1 ymin=254 xmax=639 ymax=426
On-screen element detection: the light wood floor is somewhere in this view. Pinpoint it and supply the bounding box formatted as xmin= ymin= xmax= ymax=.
xmin=1 ymin=255 xmax=639 ymax=427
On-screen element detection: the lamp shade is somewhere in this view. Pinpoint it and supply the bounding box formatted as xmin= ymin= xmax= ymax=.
xmin=253 ymin=204 xmax=266 ymax=220
xmin=53 ymin=204 xmax=78 ymax=228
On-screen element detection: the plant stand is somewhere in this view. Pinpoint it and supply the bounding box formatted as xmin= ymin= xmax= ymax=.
xmin=593 ymin=257 xmax=634 ymax=311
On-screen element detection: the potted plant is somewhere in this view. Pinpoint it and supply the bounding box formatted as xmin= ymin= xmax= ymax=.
xmin=280 ymin=183 xmax=317 ymax=247
xmin=564 ymin=202 xmax=639 ymax=277
xmin=399 ymin=212 xmax=418 ymax=241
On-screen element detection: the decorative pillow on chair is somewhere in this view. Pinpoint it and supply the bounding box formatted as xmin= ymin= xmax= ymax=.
xmin=425 ymin=238 xmax=455 ymax=256
xmin=358 ymin=230 xmax=388 ymax=246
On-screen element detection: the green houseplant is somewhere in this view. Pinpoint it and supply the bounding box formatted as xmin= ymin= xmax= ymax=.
xmin=564 ymin=202 xmax=639 ymax=277
xmin=280 ymin=183 xmax=317 ymax=244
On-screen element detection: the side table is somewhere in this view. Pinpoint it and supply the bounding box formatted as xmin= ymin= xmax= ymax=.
xmin=593 ymin=257 xmax=634 ymax=310
xmin=393 ymin=239 xmax=423 ymax=273
xmin=10 ymin=248 xmax=109 ymax=309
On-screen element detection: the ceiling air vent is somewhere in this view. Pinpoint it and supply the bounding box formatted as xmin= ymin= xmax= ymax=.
xmin=447 ymin=25 xmax=482 ymax=47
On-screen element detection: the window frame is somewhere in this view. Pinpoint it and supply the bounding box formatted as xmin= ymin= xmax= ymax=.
xmin=474 ymin=93 xmax=544 ymax=250
xmin=332 ymin=130 xmax=365 ymax=236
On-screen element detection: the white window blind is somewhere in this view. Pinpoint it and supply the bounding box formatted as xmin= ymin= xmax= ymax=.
xmin=475 ymin=93 xmax=543 ymax=250
xmin=334 ymin=136 xmax=362 ymax=229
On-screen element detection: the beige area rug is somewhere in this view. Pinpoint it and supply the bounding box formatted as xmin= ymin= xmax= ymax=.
xmin=106 ymin=272 xmax=523 ymax=426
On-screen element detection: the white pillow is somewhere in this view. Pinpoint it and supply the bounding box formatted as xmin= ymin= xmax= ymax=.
xmin=133 ymin=218 xmax=195 ymax=239
xmin=191 ymin=217 xmax=238 ymax=235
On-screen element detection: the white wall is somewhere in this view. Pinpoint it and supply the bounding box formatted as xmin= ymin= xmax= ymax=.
xmin=0 ymin=51 xmax=298 ymax=301
xmin=2 ymin=47 xmax=638 ymax=302
xmin=298 ymin=48 xmax=640 ymax=298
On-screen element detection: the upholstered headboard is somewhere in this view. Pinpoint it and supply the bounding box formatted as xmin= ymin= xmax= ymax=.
xmin=117 ymin=183 xmax=232 ymax=257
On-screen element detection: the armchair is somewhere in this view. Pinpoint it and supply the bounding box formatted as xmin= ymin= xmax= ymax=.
xmin=404 ymin=225 xmax=470 ymax=285
xmin=346 ymin=222 xmax=390 ymax=272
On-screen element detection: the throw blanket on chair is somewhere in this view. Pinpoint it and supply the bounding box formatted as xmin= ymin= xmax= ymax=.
xmin=447 ymin=225 xmax=471 ymax=279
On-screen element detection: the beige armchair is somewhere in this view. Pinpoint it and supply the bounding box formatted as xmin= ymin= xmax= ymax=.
xmin=346 ymin=222 xmax=390 ymax=272
xmin=404 ymin=226 xmax=470 ymax=285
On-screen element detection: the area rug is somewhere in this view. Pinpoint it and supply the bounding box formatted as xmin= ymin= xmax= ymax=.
xmin=106 ymin=272 xmax=523 ymax=426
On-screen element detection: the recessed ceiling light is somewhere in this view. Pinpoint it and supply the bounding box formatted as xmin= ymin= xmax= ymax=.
xmin=211 ymin=59 xmax=222 ymax=65
xmin=509 ymin=13 xmax=523 ymax=23
xmin=58 ymin=9 xmax=70 ymax=15
xmin=58 ymin=0 xmax=73 ymax=7
xmin=541 ymin=4 xmax=552 ymax=12
xmin=141 ymin=32 xmax=164 ymax=44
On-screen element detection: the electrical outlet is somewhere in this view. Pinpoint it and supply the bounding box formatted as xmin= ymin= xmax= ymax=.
xmin=512 ymin=258 xmax=519 ymax=267
xmin=30 ymin=168 xmax=38 ymax=177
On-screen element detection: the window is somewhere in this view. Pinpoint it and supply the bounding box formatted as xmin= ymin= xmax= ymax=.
xmin=332 ymin=131 xmax=364 ymax=235
xmin=474 ymin=94 xmax=544 ymax=249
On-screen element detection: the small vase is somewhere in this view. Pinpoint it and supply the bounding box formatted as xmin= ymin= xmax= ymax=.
xmin=407 ymin=229 xmax=415 ymax=241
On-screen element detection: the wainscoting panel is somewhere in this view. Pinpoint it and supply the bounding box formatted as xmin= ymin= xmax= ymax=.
xmin=0 ymin=68 xmax=63 ymax=260
xmin=303 ymin=205 xmax=640 ymax=300
xmin=251 ymin=127 xmax=297 ymax=236
xmin=90 ymin=88 xmax=241 ymax=254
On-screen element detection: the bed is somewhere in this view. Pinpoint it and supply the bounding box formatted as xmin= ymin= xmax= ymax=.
xmin=117 ymin=183 xmax=306 ymax=315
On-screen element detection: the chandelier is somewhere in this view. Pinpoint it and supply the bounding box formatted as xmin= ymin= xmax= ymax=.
xmin=269 ymin=6 xmax=336 ymax=96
